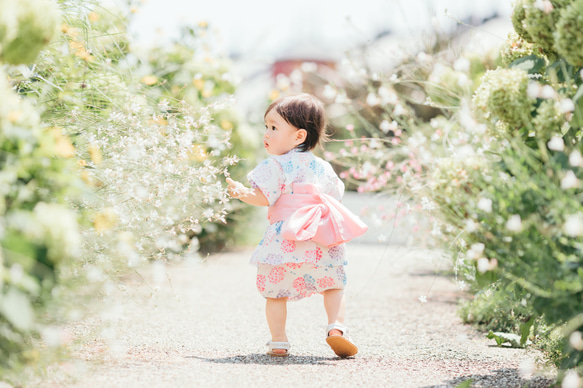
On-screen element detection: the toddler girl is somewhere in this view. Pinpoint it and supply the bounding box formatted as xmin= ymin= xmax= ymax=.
xmin=226 ymin=93 xmax=367 ymax=357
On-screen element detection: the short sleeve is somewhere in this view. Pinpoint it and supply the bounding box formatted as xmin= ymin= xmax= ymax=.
xmin=247 ymin=158 xmax=285 ymax=206
xmin=321 ymin=161 xmax=344 ymax=201
xmin=331 ymin=176 xmax=345 ymax=201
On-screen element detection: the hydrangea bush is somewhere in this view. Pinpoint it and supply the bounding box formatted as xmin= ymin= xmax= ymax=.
xmin=304 ymin=1 xmax=583 ymax=382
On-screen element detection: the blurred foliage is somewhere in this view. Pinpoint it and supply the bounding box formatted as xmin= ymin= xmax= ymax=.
xmin=0 ymin=0 xmax=86 ymax=379
xmin=0 ymin=0 xmax=256 ymax=382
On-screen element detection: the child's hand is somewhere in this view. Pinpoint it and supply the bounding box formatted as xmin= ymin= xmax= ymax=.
xmin=226 ymin=178 xmax=267 ymax=206
xmin=226 ymin=178 xmax=247 ymax=198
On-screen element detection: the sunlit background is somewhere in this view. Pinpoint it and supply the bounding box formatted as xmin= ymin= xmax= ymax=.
xmin=110 ymin=0 xmax=515 ymax=120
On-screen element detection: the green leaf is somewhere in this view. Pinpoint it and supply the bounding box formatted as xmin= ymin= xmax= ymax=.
xmin=454 ymin=379 xmax=474 ymax=388
xmin=519 ymin=317 xmax=535 ymax=346
xmin=573 ymin=85 xmax=583 ymax=103
xmin=0 ymin=288 xmax=34 ymax=331
xmin=487 ymin=331 xmax=531 ymax=348
xmin=572 ymin=92 xmax=583 ymax=127
xmin=546 ymin=59 xmax=575 ymax=83
xmin=510 ymin=55 xmax=545 ymax=74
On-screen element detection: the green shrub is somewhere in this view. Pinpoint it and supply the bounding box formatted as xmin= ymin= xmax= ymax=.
xmin=472 ymin=68 xmax=535 ymax=130
xmin=0 ymin=4 xmax=85 ymax=376
xmin=0 ymin=0 xmax=60 ymax=65
xmin=555 ymin=0 xmax=583 ymax=68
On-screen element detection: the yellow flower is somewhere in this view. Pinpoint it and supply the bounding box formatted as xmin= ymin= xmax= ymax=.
xmin=80 ymin=170 xmax=93 ymax=186
xmin=88 ymin=144 xmax=102 ymax=164
xmin=54 ymin=135 xmax=75 ymax=158
xmin=69 ymin=40 xmax=93 ymax=62
xmin=141 ymin=75 xmax=158 ymax=86
xmin=220 ymin=120 xmax=233 ymax=130
xmin=7 ymin=111 xmax=21 ymax=123
xmin=269 ymin=89 xmax=280 ymax=101
xmin=198 ymin=21 xmax=208 ymax=28
xmin=193 ymin=78 xmax=205 ymax=90
xmin=202 ymin=89 xmax=212 ymax=98
xmin=94 ymin=208 xmax=117 ymax=232
xmin=188 ymin=145 xmax=207 ymax=162
xmin=149 ymin=116 xmax=167 ymax=126
xmin=88 ymin=12 xmax=100 ymax=23
xmin=77 ymin=159 xmax=87 ymax=167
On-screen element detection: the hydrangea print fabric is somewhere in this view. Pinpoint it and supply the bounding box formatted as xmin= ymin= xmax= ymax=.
xmin=247 ymin=149 xmax=348 ymax=268
xmin=257 ymin=263 xmax=347 ymax=301
xmin=248 ymin=149 xmax=349 ymax=300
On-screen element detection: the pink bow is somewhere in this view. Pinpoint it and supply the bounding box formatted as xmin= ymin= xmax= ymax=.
xmin=268 ymin=183 xmax=368 ymax=247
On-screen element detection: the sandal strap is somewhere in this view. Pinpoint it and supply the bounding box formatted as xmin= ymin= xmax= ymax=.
xmin=326 ymin=322 xmax=348 ymax=337
xmin=266 ymin=340 xmax=291 ymax=351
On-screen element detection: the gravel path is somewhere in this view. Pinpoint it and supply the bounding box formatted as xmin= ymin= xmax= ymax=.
xmin=40 ymin=243 xmax=556 ymax=388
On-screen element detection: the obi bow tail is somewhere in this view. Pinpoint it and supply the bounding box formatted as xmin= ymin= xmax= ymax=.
xmin=267 ymin=183 xmax=368 ymax=247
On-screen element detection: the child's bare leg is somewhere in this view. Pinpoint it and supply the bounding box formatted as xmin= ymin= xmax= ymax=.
xmin=322 ymin=289 xmax=345 ymax=336
xmin=266 ymin=297 xmax=288 ymax=354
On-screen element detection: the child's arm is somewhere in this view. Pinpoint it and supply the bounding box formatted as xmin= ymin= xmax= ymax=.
xmin=226 ymin=178 xmax=269 ymax=207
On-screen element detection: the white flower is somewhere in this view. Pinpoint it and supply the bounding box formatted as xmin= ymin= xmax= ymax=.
xmin=416 ymin=52 xmax=430 ymax=64
xmin=380 ymin=120 xmax=391 ymax=134
xmin=548 ymin=136 xmax=565 ymax=151
xmin=540 ymin=85 xmax=557 ymax=99
xmin=506 ymin=215 xmax=523 ymax=232
xmin=570 ymin=331 xmax=583 ymax=350
xmin=158 ymin=99 xmax=170 ymax=111
xmin=564 ymin=214 xmax=583 ymax=236
xmin=534 ymin=0 xmax=553 ymax=13
xmin=377 ymin=234 xmax=387 ymax=242
xmin=457 ymin=281 xmax=467 ymax=291
xmin=470 ymin=243 xmax=485 ymax=254
xmin=300 ymin=62 xmax=317 ymax=72
xmin=453 ymin=57 xmax=470 ymax=73
xmin=527 ymin=82 xmax=541 ymax=99
xmin=560 ymin=99 xmax=575 ymax=113
xmin=477 ymin=198 xmax=493 ymax=213
xmin=379 ymin=87 xmax=398 ymax=105
xmin=562 ymin=370 xmax=580 ymax=388
xmin=569 ymin=150 xmax=583 ymax=167
xmin=202 ymin=209 xmax=214 ymax=221
xmin=477 ymin=258 xmax=490 ymax=273
xmin=418 ymin=295 xmax=427 ymax=304
xmin=465 ymin=219 xmax=479 ymax=232
xmin=393 ymin=104 xmax=405 ymax=116
xmin=561 ymin=170 xmax=579 ymax=189
xmin=366 ymin=93 xmax=380 ymax=106
xmin=322 ymin=85 xmax=336 ymax=100
xmin=421 ymin=197 xmax=436 ymax=210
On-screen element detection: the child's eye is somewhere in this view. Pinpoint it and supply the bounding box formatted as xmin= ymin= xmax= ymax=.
xmin=272 ymin=126 xmax=277 ymax=130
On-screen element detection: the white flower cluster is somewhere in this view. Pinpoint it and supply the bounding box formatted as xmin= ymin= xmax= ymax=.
xmin=79 ymin=96 xmax=236 ymax=261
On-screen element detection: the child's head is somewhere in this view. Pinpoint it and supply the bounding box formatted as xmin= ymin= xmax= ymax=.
xmin=263 ymin=93 xmax=327 ymax=154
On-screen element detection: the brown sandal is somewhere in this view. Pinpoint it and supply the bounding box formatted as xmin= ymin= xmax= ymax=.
xmin=326 ymin=323 xmax=358 ymax=358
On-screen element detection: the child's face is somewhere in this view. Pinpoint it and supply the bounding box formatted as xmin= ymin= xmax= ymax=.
xmin=263 ymin=109 xmax=305 ymax=155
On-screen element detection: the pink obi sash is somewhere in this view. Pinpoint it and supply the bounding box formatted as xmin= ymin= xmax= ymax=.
xmin=267 ymin=183 xmax=368 ymax=247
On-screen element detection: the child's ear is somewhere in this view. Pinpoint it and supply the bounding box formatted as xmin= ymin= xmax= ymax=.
xmin=296 ymin=129 xmax=307 ymax=144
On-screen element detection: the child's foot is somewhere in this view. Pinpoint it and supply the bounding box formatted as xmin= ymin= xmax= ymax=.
xmin=266 ymin=340 xmax=290 ymax=356
xmin=326 ymin=323 xmax=358 ymax=358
